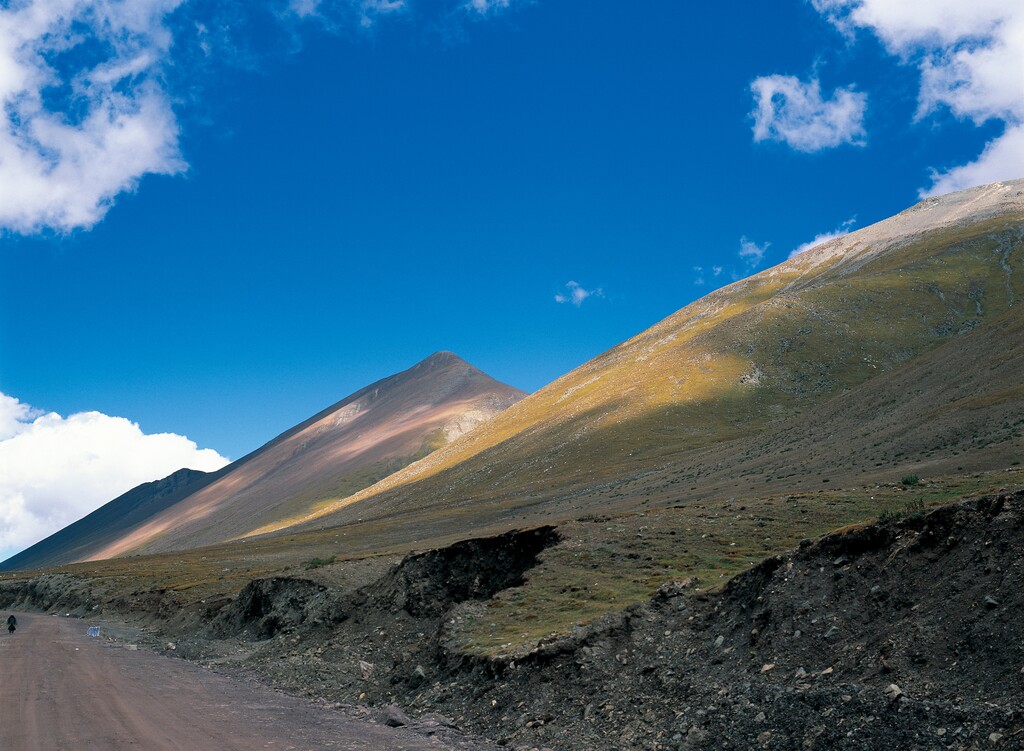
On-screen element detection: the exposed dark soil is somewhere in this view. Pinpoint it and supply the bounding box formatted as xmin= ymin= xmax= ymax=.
xmin=3 ymin=497 xmax=1023 ymax=750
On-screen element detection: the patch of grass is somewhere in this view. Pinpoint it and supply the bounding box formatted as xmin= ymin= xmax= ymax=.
xmin=877 ymin=509 xmax=904 ymax=524
xmin=904 ymin=498 xmax=926 ymax=518
xmin=901 ymin=474 xmax=921 ymax=486
xmin=455 ymin=469 xmax=1024 ymax=656
xmin=303 ymin=555 xmax=337 ymax=571
xmin=878 ymin=497 xmax=927 ymax=525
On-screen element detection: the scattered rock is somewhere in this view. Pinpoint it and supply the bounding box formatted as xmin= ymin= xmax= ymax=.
xmin=383 ymin=704 xmax=412 ymax=727
xmin=886 ymin=684 xmax=904 ymax=701
xmin=359 ymin=660 xmax=375 ymax=680
xmin=410 ymin=664 xmax=427 ymax=688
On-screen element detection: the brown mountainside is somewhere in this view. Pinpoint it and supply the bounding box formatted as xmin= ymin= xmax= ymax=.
xmin=5 ymin=352 xmax=524 ymax=567
xmin=0 ymin=468 xmax=220 ymax=571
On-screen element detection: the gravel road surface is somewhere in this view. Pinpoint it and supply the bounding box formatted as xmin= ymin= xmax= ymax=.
xmin=0 ymin=612 xmax=497 ymax=751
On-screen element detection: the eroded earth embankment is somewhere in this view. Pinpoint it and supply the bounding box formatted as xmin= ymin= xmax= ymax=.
xmin=3 ymin=496 xmax=1023 ymax=750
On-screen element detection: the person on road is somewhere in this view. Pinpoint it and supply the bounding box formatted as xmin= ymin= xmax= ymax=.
xmin=6 ymin=615 xmax=15 ymax=634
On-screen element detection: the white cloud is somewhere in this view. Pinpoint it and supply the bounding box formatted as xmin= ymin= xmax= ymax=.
xmin=0 ymin=392 xmax=229 ymax=560
xmin=694 ymin=240 xmax=767 ymax=288
xmin=0 ymin=393 xmax=41 ymax=440
xmin=356 ymin=0 xmax=406 ymax=26
xmin=0 ymin=0 xmax=533 ymax=236
xmin=927 ymin=124 xmax=1024 ymax=196
xmin=465 ymin=0 xmax=513 ymax=15
xmin=554 ymin=280 xmax=603 ymax=307
xmin=0 ymin=0 xmax=187 ymax=234
xmin=289 ymin=0 xmax=323 ymax=18
xmin=750 ymin=74 xmax=868 ymax=152
xmin=809 ymin=0 xmax=1024 ymax=195
xmin=0 ymin=0 xmax=434 ymax=236
xmin=788 ymin=218 xmax=857 ymax=258
xmin=288 ymin=0 xmax=407 ymax=28
xmin=738 ymin=236 xmax=770 ymax=269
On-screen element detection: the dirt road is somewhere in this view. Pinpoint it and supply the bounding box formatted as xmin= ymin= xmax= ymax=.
xmin=0 ymin=612 xmax=496 ymax=751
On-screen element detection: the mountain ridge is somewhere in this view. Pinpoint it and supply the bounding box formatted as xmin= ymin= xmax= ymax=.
xmin=2 ymin=351 xmax=525 ymax=569
xmin=8 ymin=180 xmax=1023 ymax=570
xmin=258 ymin=179 xmax=1024 ymax=542
xmin=0 ymin=468 xmax=220 ymax=571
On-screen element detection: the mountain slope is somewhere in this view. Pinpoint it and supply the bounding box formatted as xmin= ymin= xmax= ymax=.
xmin=4 ymin=352 xmax=524 ymax=568
xmin=0 ymin=468 xmax=220 ymax=571
xmin=264 ymin=180 xmax=1024 ymax=542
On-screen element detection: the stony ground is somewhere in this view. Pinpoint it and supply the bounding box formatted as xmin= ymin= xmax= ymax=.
xmin=3 ymin=491 xmax=1023 ymax=750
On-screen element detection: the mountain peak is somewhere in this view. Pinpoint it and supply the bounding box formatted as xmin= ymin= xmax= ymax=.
xmin=419 ymin=351 xmax=466 ymax=367
xmin=6 ymin=350 xmax=527 ymax=567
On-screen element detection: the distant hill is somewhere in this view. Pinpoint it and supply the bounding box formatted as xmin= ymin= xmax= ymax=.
xmin=267 ymin=180 xmax=1024 ymax=545
xmin=0 ymin=468 xmax=220 ymax=571
xmin=2 ymin=352 xmax=525 ymax=568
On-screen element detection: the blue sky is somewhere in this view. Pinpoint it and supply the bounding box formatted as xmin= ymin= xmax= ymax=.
xmin=1 ymin=0 xmax=1022 ymax=558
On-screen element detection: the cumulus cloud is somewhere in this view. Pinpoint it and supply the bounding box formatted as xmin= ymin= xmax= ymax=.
xmin=0 ymin=392 xmax=229 ymax=560
xmin=738 ymin=236 xmax=770 ymax=269
xmin=1 ymin=0 xmax=523 ymax=235
xmin=750 ymin=75 xmax=868 ymax=152
xmin=927 ymin=125 xmax=1024 ymax=196
xmin=0 ymin=0 xmax=187 ymax=234
xmin=788 ymin=218 xmax=857 ymax=258
xmin=554 ymin=280 xmax=603 ymax=307
xmin=809 ymin=0 xmax=1024 ymax=195
xmin=0 ymin=393 xmax=41 ymax=440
